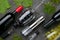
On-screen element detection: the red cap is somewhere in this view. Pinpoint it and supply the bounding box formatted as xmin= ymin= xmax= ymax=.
xmin=16 ymin=6 xmax=24 ymax=13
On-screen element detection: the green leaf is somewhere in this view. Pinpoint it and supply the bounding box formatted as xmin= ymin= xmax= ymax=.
xmin=51 ymin=0 xmax=60 ymax=5
xmin=14 ymin=0 xmax=33 ymax=8
xmin=0 ymin=37 xmax=3 ymax=40
xmin=0 ymin=0 xmax=11 ymax=14
xmin=12 ymin=33 xmax=23 ymax=40
xmin=43 ymin=2 xmax=56 ymax=14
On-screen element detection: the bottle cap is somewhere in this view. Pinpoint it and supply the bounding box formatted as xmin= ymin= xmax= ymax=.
xmin=16 ymin=6 xmax=24 ymax=13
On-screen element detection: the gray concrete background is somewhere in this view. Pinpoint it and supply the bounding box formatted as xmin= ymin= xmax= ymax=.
xmin=0 ymin=0 xmax=60 ymax=40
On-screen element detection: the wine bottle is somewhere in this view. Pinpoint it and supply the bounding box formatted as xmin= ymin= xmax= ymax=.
xmin=0 ymin=6 xmax=23 ymax=35
xmin=44 ymin=10 xmax=60 ymax=28
xmin=22 ymin=16 xmax=45 ymax=36
xmin=13 ymin=10 xmax=36 ymax=27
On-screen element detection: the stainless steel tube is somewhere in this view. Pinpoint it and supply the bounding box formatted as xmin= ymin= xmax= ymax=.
xmin=22 ymin=16 xmax=45 ymax=36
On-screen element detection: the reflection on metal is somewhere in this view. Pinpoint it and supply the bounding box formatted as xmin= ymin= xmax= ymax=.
xmin=22 ymin=16 xmax=45 ymax=36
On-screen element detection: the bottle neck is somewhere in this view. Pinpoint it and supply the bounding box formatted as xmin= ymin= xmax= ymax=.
xmin=52 ymin=10 xmax=60 ymax=21
xmin=44 ymin=19 xmax=55 ymax=28
xmin=12 ymin=11 xmax=17 ymax=14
